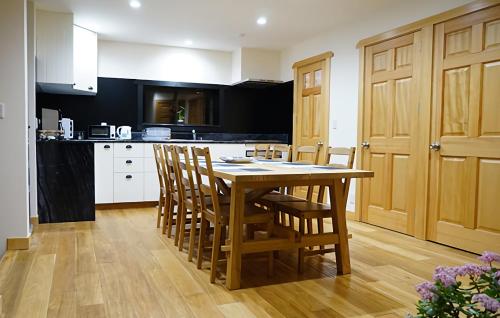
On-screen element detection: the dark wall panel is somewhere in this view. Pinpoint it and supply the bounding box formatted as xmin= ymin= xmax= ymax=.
xmin=36 ymin=77 xmax=293 ymax=137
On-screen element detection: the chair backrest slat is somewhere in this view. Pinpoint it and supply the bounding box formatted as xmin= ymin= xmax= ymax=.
xmin=161 ymin=145 xmax=177 ymax=194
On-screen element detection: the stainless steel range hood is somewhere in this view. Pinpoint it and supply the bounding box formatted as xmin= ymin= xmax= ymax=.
xmin=231 ymin=78 xmax=284 ymax=88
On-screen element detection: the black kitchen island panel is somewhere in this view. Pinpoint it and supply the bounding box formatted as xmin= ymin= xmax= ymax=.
xmin=37 ymin=141 xmax=95 ymax=223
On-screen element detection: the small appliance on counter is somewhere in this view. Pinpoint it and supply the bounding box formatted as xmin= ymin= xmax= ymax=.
xmin=59 ymin=118 xmax=74 ymax=139
xmin=116 ymin=126 xmax=132 ymax=140
xmin=141 ymin=127 xmax=171 ymax=141
xmin=88 ymin=123 xmax=116 ymax=139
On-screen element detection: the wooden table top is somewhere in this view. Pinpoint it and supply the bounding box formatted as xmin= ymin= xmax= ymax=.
xmin=208 ymin=160 xmax=374 ymax=183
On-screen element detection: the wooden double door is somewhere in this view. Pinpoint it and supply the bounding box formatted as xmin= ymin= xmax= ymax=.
xmin=360 ymin=4 xmax=500 ymax=253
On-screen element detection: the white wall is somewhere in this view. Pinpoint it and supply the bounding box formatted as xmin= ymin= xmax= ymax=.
xmin=0 ymin=0 xmax=30 ymax=255
xmin=98 ymin=40 xmax=232 ymax=85
xmin=231 ymin=48 xmax=242 ymax=83
xmin=279 ymin=0 xmax=472 ymax=211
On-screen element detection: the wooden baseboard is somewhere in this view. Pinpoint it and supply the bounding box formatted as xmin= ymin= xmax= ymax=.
xmin=6 ymin=236 xmax=30 ymax=250
xmin=96 ymin=201 xmax=158 ymax=210
xmin=0 ymin=294 xmax=3 ymax=318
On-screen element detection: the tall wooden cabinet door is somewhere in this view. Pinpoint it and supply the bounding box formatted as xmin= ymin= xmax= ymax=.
xmin=360 ymin=33 xmax=421 ymax=234
xmin=427 ymin=6 xmax=500 ymax=254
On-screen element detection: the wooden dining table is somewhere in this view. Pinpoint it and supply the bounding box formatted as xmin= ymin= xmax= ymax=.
xmin=209 ymin=160 xmax=374 ymax=290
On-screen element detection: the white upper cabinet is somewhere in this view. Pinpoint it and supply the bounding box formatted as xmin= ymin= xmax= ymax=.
xmin=73 ymin=25 xmax=98 ymax=93
xmin=36 ymin=10 xmax=98 ymax=95
xmin=36 ymin=10 xmax=74 ymax=86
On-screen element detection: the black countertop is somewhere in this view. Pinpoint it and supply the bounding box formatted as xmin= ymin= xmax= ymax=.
xmin=37 ymin=139 xmax=286 ymax=144
xmin=37 ymin=132 xmax=289 ymax=144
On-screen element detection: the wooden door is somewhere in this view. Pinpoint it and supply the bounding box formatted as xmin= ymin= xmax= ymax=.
xmin=292 ymin=52 xmax=332 ymax=198
xmin=360 ymin=33 xmax=422 ymax=235
xmin=293 ymin=52 xmax=332 ymax=160
xmin=427 ymin=5 xmax=500 ymax=254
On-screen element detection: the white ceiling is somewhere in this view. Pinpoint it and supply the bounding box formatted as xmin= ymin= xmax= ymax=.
xmin=35 ymin=0 xmax=401 ymax=52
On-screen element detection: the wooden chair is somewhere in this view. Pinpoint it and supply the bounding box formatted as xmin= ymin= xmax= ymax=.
xmin=258 ymin=144 xmax=323 ymax=227
xmin=171 ymin=145 xmax=200 ymax=261
xmin=275 ymin=146 xmax=356 ymax=272
xmin=161 ymin=145 xmax=183 ymax=238
xmin=152 ymin=144 xmax=167 ymax=228
xmin=191 ymin=146 xmax=274 ymax=283
xmin=270 ymin=144 xmax=292 ymax=162
xmin=252 ymin=144 xmax=271 ymax=159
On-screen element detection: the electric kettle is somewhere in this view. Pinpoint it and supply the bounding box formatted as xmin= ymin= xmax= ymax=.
xmin=116 ymin=126 xmax=132 ymax=140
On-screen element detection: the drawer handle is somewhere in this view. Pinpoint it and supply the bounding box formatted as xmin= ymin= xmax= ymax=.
xmin=104 ymin=145 xmax=111 ymax=149
xmin=126 ymin=160 xmax=132 ymax=164
xmin=126 ymin=145 xmax=132 ymax=149
xmin=126 ymin=175 xmax=132 ymax=179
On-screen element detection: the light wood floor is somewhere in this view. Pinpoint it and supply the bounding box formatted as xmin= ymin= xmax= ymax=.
xmin=0 ymin=208 xmax=478 ymax=318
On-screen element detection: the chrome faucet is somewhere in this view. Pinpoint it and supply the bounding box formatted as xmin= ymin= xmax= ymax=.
xmin=192 ymin=129 xmax=196 ymax=140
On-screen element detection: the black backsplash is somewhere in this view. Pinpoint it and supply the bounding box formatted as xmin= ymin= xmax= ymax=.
xmin=36 ymin=77 xmax=293 ymax=141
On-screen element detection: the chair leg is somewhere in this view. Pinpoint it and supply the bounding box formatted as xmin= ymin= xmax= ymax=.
xmin=187 ymin=208 xmax=198 ymax=262
xmin=162 ymin=196 xmax=172 ymax=235
xmin=166 ymin=198 xmax=175 ymax=237
xmin=210 ymin=221 xmax=222 ymax=284
xmin=197 ymin=218 xmax=208 ymax=269
xmin=307 ymin=219 xmax=314 ymax=250
xmin=317 ymin=217 xmax=325 ymax=253
xmin=298 ymin=217 xmax=305 ymax=273
xmin=156 ymin=194 xmax=163 ymax=228
xmin=176 ymin=201 xmax=186 ymax=249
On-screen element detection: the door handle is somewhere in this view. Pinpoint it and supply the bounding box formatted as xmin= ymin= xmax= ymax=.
xmin=126 ymin=160 xmax=132 ymax=164
xmin=126 ymin=145 xmax=132 ymax=149
xmin=361 ymin=141 xmax=370 ymax=149
xmin=429 ymin=143 xmax=441 ymax=151
xmin=126 ymin=175 xmax=132 ymax=179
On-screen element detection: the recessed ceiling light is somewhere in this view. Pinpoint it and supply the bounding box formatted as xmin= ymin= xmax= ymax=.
xmin=129 ymin=0 xmax=141 ymax=9
xmin=257 ymin=17 xmax=267 ymax=25
xmin=184 ymin=39 xmax=193 ymax=45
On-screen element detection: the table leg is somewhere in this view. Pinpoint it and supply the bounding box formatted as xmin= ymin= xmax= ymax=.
xmin=329 ymin=179 xmax=351 ymax=275
xmin=226 ymin=182 xmax=245 ymax=290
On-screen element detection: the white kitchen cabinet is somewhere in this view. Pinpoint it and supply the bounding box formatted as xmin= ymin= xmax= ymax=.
xmin=94 ymin=142 xmax=248 ymax=204
xmin=36 ymin=10 xmax=73 ymax=86
xmin=114 ymin=173 xmax=144 ymax=203
xmin=36 ymin=10 xmax=97 ymax=95
xmin=94 ymin=143 xmax=114 ymax=204
xmin=73 ymin=25 xmax=98 ymax=94
xmin=144 ymin=172 xmax=160 ymax=202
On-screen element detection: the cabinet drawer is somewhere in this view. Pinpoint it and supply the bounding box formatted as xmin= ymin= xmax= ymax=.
xmin=114 ymin=143 xmax=144 ymax=157
xmin=114 ymin=157 xmax=144 ymax=173
xmin=94 ymin=142 xmax=114 ymax=156
xmin=144 ymin=157 xmax=157 ymax=172
xmin=113 ymin=172 xmax=144 ymax=202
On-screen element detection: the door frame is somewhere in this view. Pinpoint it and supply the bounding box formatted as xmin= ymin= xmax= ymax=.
xmin=292 ymin=51 xmax=333 ymax=154
xmin=355 ymin=0 xmax=498 ymax=238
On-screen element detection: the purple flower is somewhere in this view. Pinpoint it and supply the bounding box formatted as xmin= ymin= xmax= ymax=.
xmin=472 ymin=294 xmax=500 ymax=312
xmin=416 ymin=281 xmax=435 ymax=301
xmin=433 ymin=266 xmax=458 ymax=287
xmin=479 ymin=251 xmax=500 ymax=264
xmin=455 ymin=264 xmax=490 ymax=277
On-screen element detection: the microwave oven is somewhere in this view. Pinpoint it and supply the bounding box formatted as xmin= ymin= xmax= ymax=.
xmin=88 ymin=125 xmax=116 ymax=139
